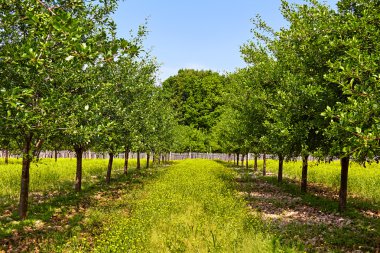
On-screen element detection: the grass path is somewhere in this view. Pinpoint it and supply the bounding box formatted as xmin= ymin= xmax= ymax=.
xmin=92 ymin=159 xmax=291 ymax=252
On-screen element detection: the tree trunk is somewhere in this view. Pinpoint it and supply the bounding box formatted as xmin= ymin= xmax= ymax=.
xmin=124 ymin=148 xmax=129 ymax=175
xmin=146 ymin=152 xmax=150 ymax=169
xmin=137 ymin=151 xmax=141 ymax=170
xmin=246 ymin=153 xmax=249 ymax=169
xmin=254 ymin=154 xmax=258 ymax=172
xmin=5 ymin=149 xmax=9 ymax=164
xmin=263 ymin=153 xmax=267 ymax=176
xmin=278 ymin=154 xmax=284 ymax=183
xmin=19 ymin=134 xmax=33 ymax=220
xmin=339 ymin=156 xmax=350 ymax=212
xmin=301 ymin=154 xmax=309 ymax=193
xmin=241 ymin=153 xmax=245 ymax=167
xmin=106 ymin=153 xmax=114 ymax=184
xmin=74 ymin=146 xmax=84 ymax=192
xmin=54 ymin=149 xmax=58 ymax=162
xmin=236 ymin=153 xmax=240 ymax=166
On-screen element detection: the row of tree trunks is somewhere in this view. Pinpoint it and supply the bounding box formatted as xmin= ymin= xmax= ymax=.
xmin=271 ymin=153 xmax=349 ymax=212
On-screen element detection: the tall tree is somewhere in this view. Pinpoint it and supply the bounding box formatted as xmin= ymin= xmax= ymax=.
xmin=162 ymin=69 xmax=226 ymax=136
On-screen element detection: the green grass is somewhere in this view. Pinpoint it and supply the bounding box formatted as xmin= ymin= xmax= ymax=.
xmin=228 ymin=161 xmax=379 ymax=251
xmin=0 ymin=158 xmax=136 ymax=209
xmin=91 ymin=159 xmax=296 ymax=252
xmin=0 ymin=157 xmax=156 ymax=252
xmin=259 ymin=159 xmax=380 ymax=206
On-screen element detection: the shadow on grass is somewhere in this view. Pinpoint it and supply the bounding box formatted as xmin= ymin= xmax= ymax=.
xmin=0 ymin=165 xmax=166 ymax=252
xmin=225 ymin=161 xmax=380 ymax=252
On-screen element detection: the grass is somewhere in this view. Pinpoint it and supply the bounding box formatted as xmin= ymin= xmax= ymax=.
xmin=0 ymin=157 xmax=158 ymax=252
xmin=258 ymin=159 xmax=380 ymax=207
xmin=0 ymin=158 xmax=136 ymax=209
xmin=3 ymin=157 xmax=378 ymax=252
xmin=234 ymin=160 xmax=380 ymax=252
xmin=91 ymin=159 xmax=296 ymax=252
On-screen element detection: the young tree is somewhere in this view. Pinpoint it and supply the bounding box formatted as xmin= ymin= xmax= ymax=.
xmin=322 ymin=0 xmax=380 ymax=211
xmin=0 ymin=0 xmax=120 ymax=219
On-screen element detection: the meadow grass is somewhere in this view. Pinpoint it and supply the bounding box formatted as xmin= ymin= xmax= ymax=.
xmin=259 ymin=159 xmax=380 ymax=206
xmin=92 ymin=159 xmax=296 ymax=253
xmin=0 ymin=158 xmax=136 ymax=209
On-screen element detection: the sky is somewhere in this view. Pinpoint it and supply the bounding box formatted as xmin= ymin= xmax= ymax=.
xmin=112 ymin=0 xmax=338 ymax=82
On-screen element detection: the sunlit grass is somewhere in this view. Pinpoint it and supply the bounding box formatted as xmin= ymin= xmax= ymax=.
xmin=92 ymin=159 xmax=296 ymax=252
xmin=260 ymin=159 xmax=380 ymax=205
xmin=0 ymin=158 xmax=137 ymax=208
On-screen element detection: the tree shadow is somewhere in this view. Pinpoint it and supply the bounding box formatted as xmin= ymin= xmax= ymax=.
xmin=232 ymin=167 xmax=380 ymax=252
xmin=0 ymin=167 xmax=162 ymax=252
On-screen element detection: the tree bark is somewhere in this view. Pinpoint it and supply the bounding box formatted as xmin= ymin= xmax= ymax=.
xmin=54 ymin=149 xmax=58 ymax=162
xmin=246 ymin=153 xmax=249 ymax=170
xmin=19 ymin=134 xmax=33 ymax=220
xmin=241 ymin=153 xmax=245 ymax=167
xmin=339 ymin=156 xmax=350 ymax=212
xmin=278 ymin=154 xmax=284 ymax=183
xmin=124 ymin=148 xmax=129 ymax=175
xmin=301 ymin=154 xmax=309 ymax=193
xmin=254 ymin=154 xmax=258 ymax=172
xmin=236 ymin=153 xmax=240 ymax=166
xmin=136 ymin=151 xmax=141 ymax=170
xmin=263 ymin=153 xmax=267 ymax=176
xmin=74 ymin=146 xmax=84 ymax=192
xmin=146 ymin=152 xmax=150 ymax=169
xmin=106 ymin=152 xmax=114 ymax=184
xmin=5 ymin=149 xmax=9 ymax=164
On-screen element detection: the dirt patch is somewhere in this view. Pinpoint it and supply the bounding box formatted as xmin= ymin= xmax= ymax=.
xmin=235 ymin=170 xmax=380 ymax=253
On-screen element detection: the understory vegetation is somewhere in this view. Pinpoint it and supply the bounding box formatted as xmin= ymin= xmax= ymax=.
xmin=92 ymin=159 xmax=285 ymax=252
xmin=263 ymin=159 xmax=380 ymax=207
xmin=0 ymin=158 xmax=135 ymax=209
xmin=1 ymin=159 xmax=296 ymax=252
xmin=2 ymin=158 xmax=379 ymax=252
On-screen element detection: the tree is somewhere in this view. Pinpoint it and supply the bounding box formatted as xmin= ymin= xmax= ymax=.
xmin=0 ymin=0 xmax=128 ymax=218
xmin=322 ymin=0 xmax=380 ymax=211
xmin=163 ymin=69 xmax=226 ymax=152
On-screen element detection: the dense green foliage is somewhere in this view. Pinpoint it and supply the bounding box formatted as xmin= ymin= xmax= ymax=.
xmin=0 ymin=0 xmax=175 ymax=218
xmin=163 ymin=69 xmax=226 ymax=130
xmin=215 ymin=0 xmax=380 ymax=211
xmin=162 ymin=69 xmax=227 ymax=152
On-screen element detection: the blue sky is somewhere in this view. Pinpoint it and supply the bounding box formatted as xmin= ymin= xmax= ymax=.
xmin=113 ymin=0 xmax=338 ymax=82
